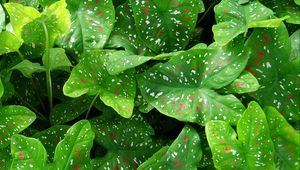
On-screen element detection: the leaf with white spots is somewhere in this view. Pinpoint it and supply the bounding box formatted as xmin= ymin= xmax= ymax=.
xmin=11 ymin=60 xmax=45 ymax=78
xmin=137 ymin=43 xmax=248 ymax=125
xmin=245 ymin=24 xmax=300 ymax=122
xmin=3 ymin=2 xmax=41 ymax=41
xmin=53 ymin=120 xmax=95 ymax=170
xmin=129 ymin=0 xmax=204 ymax=53
xmin=213 ymin=0 xmax=277 ymax=45
xmin=42 ymin=48 xmax=72 ymax=71
xmin=33 ymin=125 xmax=70 ymax=162
xmin=264 ymin=106 xmax=300 ymax=170
xmin=206 ymin=101 xmax=276 ymax=169
xmin=290 ymin=29 xmax=300 ymax=60
xmin=90 ymin=112 xmax=163 ymax=169
xmin=138 ymin=125 xmax=202 ymax=170
xmin=0 ymin=105 xmax=36 ymax=148
xmin=106 ymin=51 xmax=152 ymax=75
xmin=63 ymin=50 xmax=136 ymax=118
xmin=50 ymin=96 xmax=90 ymax=125
xmin=0 ymin=31 xmax=22 ymax=55
xmin=0 ymin=147 xmax=11 ymax=169
xmin=56 ymin=0 xmax=115 ymax=58
xmin=224 ymin=71 xmax=260 ymax=94
xmin=10 ymin=134 xmax=48 ymax=169
xmin=261 ymin=0 xmax=300 ymax=24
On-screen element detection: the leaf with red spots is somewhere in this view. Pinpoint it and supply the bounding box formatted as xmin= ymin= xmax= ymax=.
xmin=224 ymin=71 xmax=260 ymax=94
xmin=206 ymin=101 xmax=276 ymax=169
xmin=90 ymin=112 xmax=163 ymax=169
xmin=213 ymin=0 xmax=280 ymax=45
xmin=63 ymin=50 xmax=136 ymax=118
xmin=138 ymin=125 xmax=202 ymax=170
xmin=33 ymin=125 xmax=70 ymax=162
xmin=245 ymin=24 xmax=300 ymax=122
xmin=56 ymin=0 xmax=115 ymax=58
xmin=53 ymin=120 xmax=95 ymax=170
xmin=129 ymin=0 xmax=205 ymax=53
xmin=137 ymin=41 xmax=248 ymax=125
xmin=264 ymin=106 xmax=300 ymax=170
xmin=0 ymin=105 xmax=36 ymax=148
xmin=10 ymin=134 xmax=48 ymax=169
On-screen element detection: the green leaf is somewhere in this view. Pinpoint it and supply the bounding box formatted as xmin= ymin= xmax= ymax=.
xmin=10 ymin=134 xmax=48 ymax=169
xmin=90 ymin=112 xmax=163 ymax=169
xmin=0 ymin=31 xmax=22 ymax=55
xmin=0 ymin=4 xmax=5 ymax=31
xmin=50 ymin=96 xmax=90 ymax=125
xmin=57 ymin=0 xmax=115 ymax=57
xmin=0 ymin=147 xmax=11 ymax=169
xmin=0 ymin=78 xmax=3 ymax=99
xmin=224 ymin=71 xmax=260 ymax=94
xmin=63 ymin=50 xmax=136 ymax=118
xmin=248 ymin=16 xmax=290 ymax=28
xmin=38 ymin=0 xmax=59 ymax=7
xmin=138 ymin=125 xmax=202 ymax=170
xmin=264 ymin=106 xmax=300 ymax=170
xmin=213 ymin=0 xmax=276 ymax=45
xmin=32 ymin=125 xmax=69 ymax=162
xmin=42 ymin=48 xmax=71 ymax=71
xmin=9 ymin=0 xmax=40 ymax=9
xmin=53 ymin=120 xmax=95 ymax=170
xmin=129 ymin=0 xmax=204 ymax=53
xmin=245 ymin=24 xmax=300 ymax=122
xmin=296 ymin=0 xmax=300 ymax=5
xmin=3 ymin=2 xmax=41 ymax=40
xmin=137 ymin=42 xmax=248 ymax=125
xmin=206 ymin=101 xmax=276 ymax=169
xmin=105 ymin=51 xmax=152 ymax=75
xmin=11 ymin=60 xmax=45 ymax=78
xmin=290 ymin=29 xmax=300 ymax=60
xmin=0 ymin=105 xmax=36 ymax=148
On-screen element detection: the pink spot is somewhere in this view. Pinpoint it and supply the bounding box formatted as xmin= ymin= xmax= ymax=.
xmin=246 ymin=66 xmax=257 ymax=76
xmin=98 ymin=25 xmax=104 ymax=31
xmin=220 ymin=139 xmax=227 ymax=143
xmin=18 ymin=151 xmax=24 ymax=160
xmin=196 ymin=105 xmax=200 ymax=112
xmin=88 ymin=19 xmax=94 ymax=24
xmin=74 ymin=165 xmax=80 ymax=170
xmin=183 ymin=8 xmax=189 ymax=12
xmin=190 ymin=95 xmax=195 ymax=100
xmin=176 ymin=109 xmax=181 ymax=113
xmin=224 ymin=9 xmax=229 ymax=13
xmin=146 ymin=0 xmax=150 ymax=5
xmin=201 ymin=103 xmax=209 ymax=108
xmin=80 ymin=78 xmax=86 ymax=84
xmin=225 ymin=146 xmax=232 ymax=153
xmin=86 ymin=6 xmax=91 ymax=10
xmin=183 ymin=16 xmax=189 ymax=21
xmin=179 ymin=102 xmax=184 ymax=108
xmin=143 ymin=8 xmax=150 ymax=16
xmin=262 ymin=35 xmax=269 ymax=44
xmin=95 ymin=0 xmax=99 ymax=4
xmin=182 ymin=135 xmax=187 ymax=142
xmin=235 ymin=82 xmax=245 ymax=88
xmin=172 ymin=101 xmax=177 ymax=104
xmin=172 ymin=160 xmax=184 ymax=168
xmin=97 ymin=10 xmax=103 ymax=15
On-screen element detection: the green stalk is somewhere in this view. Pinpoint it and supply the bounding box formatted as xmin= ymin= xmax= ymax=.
xmin=86 ymin=93 xmax=100 ymax=119
xmin=42 ymin=22 xmax=53 ymax=113
xmin=197 ymin=0 xmax=219 ymax=25
xmin=16 ymin=49 xmax=25 ymax=60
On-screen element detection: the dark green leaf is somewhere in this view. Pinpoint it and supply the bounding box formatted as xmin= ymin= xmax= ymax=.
xmin=0 ymin=147 xmax=11 ymax=169
xmin=0 ymin=78 xmax=3 ymax=99
xmin=42 ymin=48 xmax=71 ymax=71
xmin=38 ymin=0 xmax=59 ymax=7
xmin=290 ymin=29 xmax=300 ymax=60
xmin=11 ymin=60 xmax=45 ymax=78
xmin=0 ymin=31 xmax=22 ymax=55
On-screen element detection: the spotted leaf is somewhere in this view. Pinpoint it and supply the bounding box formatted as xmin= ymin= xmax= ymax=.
xmin=11 ymin=60 xmax=45 ymax=78
xmin=0 ymin=31 xmax=22 ymax=55
xmin=63 ymin=50 xmax=136 ymax=118
xmin=90 ymin=112 xmax=163 ymax=169
xmin=0 ymin=147 xmax=11 ymax=169
xmin=206 ymin=101 xmax=276 ymax=169
xmin=264 ymin=106 xmax=300 ymax=170
xmin=129 ymin=0 xmax=204 ymax=53
xmin=10 ymin=134 xmax=48 ymax=169
xmin=0 ymin=105 xmax=36 ymax=148
xmin=137 ymin=43 xmax=248 ymax=125
xmin=53 ymin=120 xmax=95 ymax=170
xmin=290 ymin=29 xmax=300 ymax=60
xmin=32 ymin=125 xmax=70 ymax=162
xmin=224 ymin=71 xmax=260 ymax=94
xmin=245 ymin=24 xmax=300 ymax=122
xmin=105 ymin=51 xmax=152 ymax=75
xmin=261 ymin=0 xmax=300 ymax=24
xmin=138 ymin=125 xmax=202 ymax=170
xmin=57 ymin=0 xmax=115 ymax=58
xmin=213 ymin=0 xmax=277 ymax=45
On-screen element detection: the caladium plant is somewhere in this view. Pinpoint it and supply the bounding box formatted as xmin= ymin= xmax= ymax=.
xmin=0 ymin=0 xmax=299 ymax=169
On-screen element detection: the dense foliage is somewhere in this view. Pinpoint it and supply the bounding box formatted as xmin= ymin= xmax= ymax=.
xmin=0 ymin=0 xmax=299 ymax=169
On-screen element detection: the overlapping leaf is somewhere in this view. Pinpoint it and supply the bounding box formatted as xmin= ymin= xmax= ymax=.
xmin=0 ymin=105 xmax=36 ymax=148
xmin=245 ymin=24 xmax=300 ymax=122
xmin=138 ymin=125 xmax=202 ymax=170
xmin=224 ymin=71 xmax=260 ymax=94
xmin=137 ymin=42 xmax=248 ymax=125
xmin=206 ymin=101 xmax=276 ymax=169
xmin=129 ymin=0 xmax=205 ymax=53
xmin=63 ymin=50 xmax=136 ymax=118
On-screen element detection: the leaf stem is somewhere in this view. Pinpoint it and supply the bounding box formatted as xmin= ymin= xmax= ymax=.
xmin=42 ymin=22 xmax=53 ymax=113
xmin=16 ymin=49 xmax=25 ymax=60
xmin=197 ymin=0 xmax=219 ymax=25
xmin=86 ymin=94 xmax=99 ymax=119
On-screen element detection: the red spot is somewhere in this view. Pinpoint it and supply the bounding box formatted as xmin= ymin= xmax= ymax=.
xmin=280 ymin=111 xmax=285 ymax=115
xmin=88 ymin=19 xmax=94 ymax=24
xmin=18 ymin=151 xmax=24 ymax=160
xmin=288 ymin=95 xmax=294 ymax=99
xmin=74 ymin=150 xmax=80 ymax=153
xmin=219 ymin=139 xmax=227 ymax=144
xmin=160 ymin=100 xmax=165 ymax=104
xmin=182 ymin=135 xmax=187 ymax=142
xmin=253 ymin=51 xmax=266 ymax=65
xmin=76 ymin=157 xmax=81 ymax=160
xmin=190 ymin=95 xmax=195 ymax=100
xmin=176 ymin=109 xmax=181 ymax=113
xmin=262 ymin=35 xmax=269 ymax=44
xmin=224 ymin=9 xmax=229 ymax=13
xmin=196 ymin=105 xmax=200 ymax=112
xmin=114 ymin=165 xmax=119 ymax=170
xmin=158 ymin=31 xmax=164 ymax=35
xmin=110 ymin=132 xmax=116 ymax=138
xmin=255 ymin=43 xmax=259 ymax=48
xmin=74 ymin=165 xmax=80 ymax=170
xmin=90 ymin=77 xmax=97 ymax=84
xmin=183 ymin=8 xmax=189 ymax=12
xmin=146 ymin=0 xmax=150 ymax=5
xmin=201 ymin=103 xmax=209 ymax=108
xmin=95 ymin=0 xmax=99 ymax=4
xmin=97 ymin=10 xmax=103 ymax=15
xmin=98 ymin=25 xmax=104 ymax=31
xmin=176 ymin=65 xmax=181 ymax=72
xmin=172 ymin=160 xmax=184 ymax=168
xmin=86 ymin=6 xmax=91 ymax=10
xmin=80 ymin=78 xmax=86 ymax=84
xmin=113 ymin=88 xmax=119 ymax=95
xmin=122 ymin=159 xmax=128 ymax=163
xmin=201 ymin=74 xmax=206 ymax=77
xmin=64 ymin=36 xmax=70 ymax=41
xmin=225 ymin=146 xmax=232 ymax=153
xmin=235 ymin=82 xmax=245 ymax=88
xmin=179 ymin=102 xmax=184 ymax=108
xmin=172 ymin=101 xmax=177 ymax=104
xmin=183 ymin=16 xmax=189 ymax=21
xmin=143 ymin=8 xmax=150 ymax=16
xmin=246 ymin=66 xmax=257 ymax=76
xmin=174 ymin=1 xmax=180 ymax=6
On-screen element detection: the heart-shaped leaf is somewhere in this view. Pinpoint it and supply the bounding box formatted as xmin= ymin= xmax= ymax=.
xmin=0 ymin=31 xmax=22 ymax=55
xmin=137 ymin=42 xmax=248 ymax=125
xmin=129 ymin=0 xmax=205 ymax=53
xmin=264 ymin=106 xmax=300 ymax=170
xmin=213 ymin=0 xmax=276 ymax=45
xmin=137 ymin=125 xmax=202 ymax=170
xmin=245 ymin=24 xmax=300 ymax=122
xmin=10 ymin=134 xmax=48 ymax=169
xmin=290 ymin=29 xmax=300 ymax=60
xmin=32 ymin=125 xmax=70 ymax=162
xmin=63 ymin=50 xmax=136 ymax=118
xmin=206 ymin=101 xmax=276 ymax=169
xmin=0 ymin=105 xmax=36 ymax=148
xmin=56 ymin=0 xmax=115 ymax=58
xmin=53 ymin=120 xmax=95 ymax=170
xmin=224 ymin=71 xmax=260 ymax=94
xmin=0 ymin=4 xmax=5 ymax=31
xmin=90 ymin=112 xmax=163 ymax=169
xmin=11 ymin=60 xmax=45 ymax=78
xmin=42 ymin=48 xmax=71 ymax=71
